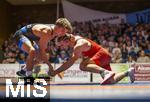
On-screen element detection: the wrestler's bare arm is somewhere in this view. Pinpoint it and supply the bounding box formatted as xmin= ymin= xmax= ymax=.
xmin=53 ymin=55 xmax=78 ymax=76
xmin=73 ymin=39 xmax=90 ymax=57
xmin=32 ymin=24 xmax=53 ymax=37
xmin=39 ymin=37 xmax=54 ymax=73
xmin=53 ymin=40 xmax=89 ymax=75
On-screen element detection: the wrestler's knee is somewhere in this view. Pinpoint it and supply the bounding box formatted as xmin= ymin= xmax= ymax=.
xmin=79 ymin=62 xmax=87 ymax=71
xmin=28 ymin=47 xmax=36 ymax=58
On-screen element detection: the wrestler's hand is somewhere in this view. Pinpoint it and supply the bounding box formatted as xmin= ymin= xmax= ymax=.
xmin=52 ymin=70 xmax=63 ymax=79
xmin=48 ymin=69 xmax=55 ymax=77
xmin=49 ymin=70 xmax=63 ymax=79
xmin=49 ymin=71 xmax=55 ymax=77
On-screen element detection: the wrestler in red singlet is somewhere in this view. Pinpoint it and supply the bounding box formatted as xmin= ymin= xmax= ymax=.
xmin=82 ymin=38 xmax=112 ymax=71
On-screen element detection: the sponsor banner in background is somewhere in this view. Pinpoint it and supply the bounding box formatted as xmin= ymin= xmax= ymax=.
xmin=131 ymin=63 xmax=150 ymax=81
xmin=93 ymin=64 xmax=130 ymax=83
xmin=0 ymin=64 xmax=19 ymax=84
xmin=54 ymin=64 xmax=90 ymax=82
xmin=62 ymin=0 xmax=126 ymax=24
xmin=0 ymin=64 xmax=19 ymax=77
xmin=126 ymin=9 xmax=150 ymax=24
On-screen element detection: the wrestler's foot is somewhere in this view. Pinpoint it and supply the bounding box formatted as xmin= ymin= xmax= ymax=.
xmin=100 ymin=70 xmax=110 ymax=79
xmin=16 ymin=70 xmax=27 ymax=77
xmin=128 ymin=67 xmax=135 ymax=83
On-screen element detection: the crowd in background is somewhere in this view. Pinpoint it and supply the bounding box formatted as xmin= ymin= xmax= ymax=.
xmin=72 ymin=21 xmax=150 ymax=63
xmin=0 ymin=21 xmax=149 ymax=64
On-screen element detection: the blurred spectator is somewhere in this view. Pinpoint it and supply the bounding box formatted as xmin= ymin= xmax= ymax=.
xmin=2 ymin=51 xmax=18 ymax=63
xmin=137 ymin=50 xmax=150 ymax=63
xmin=126 ymin=41 xmax=132 ymax=53
xmin=144 ymin=44 xmax=150 ymax=56
xmin=112 ymin=42 xmax=121 ymax=54
xmin=126 ymin=55 xmax=136 ymax=63
xmin=121 ymin=43 xmax=128 ymax=63
xmin=48 ymin=43 xmax=59 ymax=63
xmin=128 ymin=47 xmax=137 ymax=61
xmin=112 ymin=50 xmax=122 ymax=63
xmin=58 ymin=50 xmax=69 ymax=63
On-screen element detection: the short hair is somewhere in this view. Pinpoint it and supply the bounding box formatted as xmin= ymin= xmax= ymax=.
xmin=55 ymin=18 xmax=72 ymax=33
xmin=57 ymin=34 xmax=71 ymax=42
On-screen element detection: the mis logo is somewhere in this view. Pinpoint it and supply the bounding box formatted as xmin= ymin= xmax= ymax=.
xmin=5 ymin=78 xmax=49 ymax=98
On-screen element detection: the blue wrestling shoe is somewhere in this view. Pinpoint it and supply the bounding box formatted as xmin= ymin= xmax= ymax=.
xmin=16 ymin=70 xmax=27 ymax=77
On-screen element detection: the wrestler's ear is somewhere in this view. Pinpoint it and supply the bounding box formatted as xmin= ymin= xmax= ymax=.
xmin=70 ymin=37 xmax=74 ymax=42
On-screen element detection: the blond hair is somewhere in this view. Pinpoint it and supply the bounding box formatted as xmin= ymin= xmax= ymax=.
xmin=55 ymin=18 xmax=72 ymax=33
